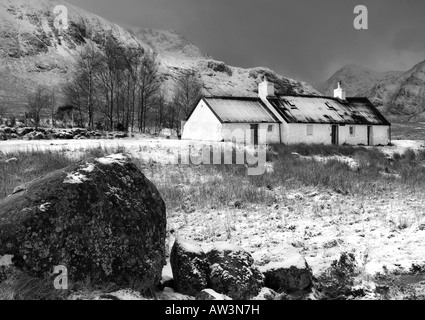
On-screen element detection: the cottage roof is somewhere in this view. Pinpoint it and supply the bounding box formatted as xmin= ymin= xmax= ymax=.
xmin=202 ymin=97 xmax=280 ymax=124
xmin=267 ymin=95 xmax=390 ymax=126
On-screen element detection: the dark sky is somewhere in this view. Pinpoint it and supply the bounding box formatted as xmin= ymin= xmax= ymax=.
xmin=65 ymin=0 xmax=425 ymax=85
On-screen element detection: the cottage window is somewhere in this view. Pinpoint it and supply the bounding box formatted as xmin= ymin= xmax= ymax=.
xmin=349 ymin=126 xmax=355 ymax=136
xmin=288 ymin=101 xmax=297 ymax=109
xmin=325 ymin=102 xmax=336 ymax=110
xmin=268 ymin=125 xmax=273 ymax=133
xmin=307 ymin=125 xmax=313 ymax=136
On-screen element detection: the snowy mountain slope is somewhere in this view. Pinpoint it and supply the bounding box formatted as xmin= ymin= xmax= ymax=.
xmin=318 ymin=64 xmax=403 ymax=97
xmin=319 ymin=62 xmax=425 ymax=121
xmin=0 ymin=0 xmax=319 ymax=115
xmin=364 ymin=60 xmax=425 ymax=121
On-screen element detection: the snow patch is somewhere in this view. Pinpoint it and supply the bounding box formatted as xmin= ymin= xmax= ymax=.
xmin=178 ymin=239 xmax=204 ymax=255
xmin=39 ymin=203 xmax=51 ymax=212
xmin=0 ymin=255 xmax=13 ymax=267
xmin=63 ymin=172 xmax=89 ymax=184
xmin=203 ymin=242 xmax=244 ymax=254
xmin=80 ymin=163 xmax=96 ymax=173
xmin=200 ymin=289 xmax=232 ymax=300
xmin=258 ymin=255 xmax=307 ymax=273
xmin=109 ymin=289 xmax=145 ymax=300
xmin=96 ymin=154 xmax=128 ymax=166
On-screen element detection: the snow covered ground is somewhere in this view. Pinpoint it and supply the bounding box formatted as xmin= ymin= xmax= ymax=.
xmin=1 ymin=137 xmax=425 ymax=299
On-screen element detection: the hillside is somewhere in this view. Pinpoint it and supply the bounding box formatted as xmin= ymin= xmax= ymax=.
xmin=0 ymin=0 xmax=319 ymax=116
xmin=319 ymin=62 xmax=425 ymax=122
xmin=318 ymin=64 xmax=403 ymax=97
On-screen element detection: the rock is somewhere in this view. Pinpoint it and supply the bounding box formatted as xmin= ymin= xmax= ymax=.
xmin=34 ymin=132 xmax=46 ymax=140
xmin=196 ymin=289 xmax=232 ymax=300
xmin=206 ymin=60 xmax=233 ymax=76
xmin=251 ymin=287 xmax=277 ymax=300
xmin=273 ymin=293 xmax=294 ymax=300
xmin=170 ymin=238 xmax=209 ymax=296
xmin=23 ymin=131 xmax=46 ymax=140
xmin=258 ymin=250 xmax=313 ymax=294
xmin=17 ymin=128 xmax=34 ymax=136
xmin=229 ymin=200 xmax=243 ymax=209
xmin=205 ymin=243 xmax=264 ymax=300
xmin=114 ymin=133 xmax=128 ymax=139
xmin=162 ymin=278 xmax=175 ymax=290
xmin=0 ymin=255 xmax=13 ymax=267
xmin=0 ymin=154 xmax=166 ymax=290
xmin=2 ymin=127 xmax=15 ymax=134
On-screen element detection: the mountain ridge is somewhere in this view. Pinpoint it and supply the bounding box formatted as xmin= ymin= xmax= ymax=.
xmin=0 ymin=0 xmax=319 ymax=116
xmin=319 ymin=61 xmax=425 ymax=122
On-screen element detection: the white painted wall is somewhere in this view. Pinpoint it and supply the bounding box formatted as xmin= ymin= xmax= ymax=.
xmin=282 ymin=123 xmax=391 ymax=146
xmin=182 ymin=100 xmax=223 ymax=141
xmin=222 ymin=123 xmax=281 ymax=144
xmin=282 ymin=123 xmax=332 ymax=144
xmin=370 ymin=125 xmax=391 ymax=145
xmin=338 ymin=125 xmax=391 ymax=145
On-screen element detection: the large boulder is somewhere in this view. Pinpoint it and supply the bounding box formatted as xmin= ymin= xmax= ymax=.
xmin=0 ymin=154 xmax=166 ymax=291
xmin=257 ymin=249 xmax=313 ymax=294
xmin=170 ymin=238 xmax=209 ymax=296
xmin=205 ymin=243 xmax=264 ymax=300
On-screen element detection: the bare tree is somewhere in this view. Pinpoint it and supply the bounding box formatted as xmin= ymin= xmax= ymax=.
xmin=61 ymin=34 xmax=162 ymax=132
xmin=172 ymin=70 xmax=203 ymax=131
xmin=0 ymin=105 xmax=5 ymax=125
xmin=96 ymin=35 xmax=126 ymax=131
xmin=27 ymin=87 xmax=55 ymax=130
xmin=63 ymin=78 xmax=87 ymax=128
xmin=47 ymin=91 xmax=57 ymax=128
xmin=153 ymin=86 xmax=168 ymax=132
xmin=137 ymin=51 xmax=161 ymax=133
xmin=75 ymin=42 xmax=103 ymax=129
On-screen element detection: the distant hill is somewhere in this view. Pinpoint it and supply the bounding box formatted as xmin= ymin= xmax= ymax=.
xmin=0 ymin=0 xmax=319 ymax=116
xmin=319 ymin=62 xmax=425 ymax=122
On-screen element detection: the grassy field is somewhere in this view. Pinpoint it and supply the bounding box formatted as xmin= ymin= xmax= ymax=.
xmin=1 ymin=142 xmax=425 ymax=300
xmin=391 ymin=122 xmax=425 ymax=140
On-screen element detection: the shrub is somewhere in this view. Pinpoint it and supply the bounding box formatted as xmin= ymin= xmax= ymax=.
xmin=317 ymin=253 xmax=362 ymax=300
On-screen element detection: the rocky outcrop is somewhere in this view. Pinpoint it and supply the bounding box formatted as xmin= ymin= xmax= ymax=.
xmin=170 ymin=239 xmax=264 ymax=300
xmin=0 ymin=126 xmax=126 ymax=140
xmin=257 ymin=249 xmax=313 ymax=294
xmin=170 ymin=238 xmax=209 ymax=296
xmin=0 ymin=154 xmax=167 ymax=290
xmin=205 ymin=243 xmax=264 ymax=300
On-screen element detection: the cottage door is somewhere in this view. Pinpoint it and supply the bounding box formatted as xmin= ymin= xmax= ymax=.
xmin=367 ymin=126 xmax=373 ymax=146
xmin=250 ymin=124 xmax=259 ymax=146
xmin=331 ymin=125 xmax=339 ymax=145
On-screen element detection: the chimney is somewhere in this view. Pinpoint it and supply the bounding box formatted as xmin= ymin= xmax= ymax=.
xmin=259 ymin=76 xmax=275 ymax=99
xmin=334 ymin=81 xmax=346 ymax=100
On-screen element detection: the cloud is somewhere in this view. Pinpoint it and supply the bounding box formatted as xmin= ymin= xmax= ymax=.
xmin=65 ymin=0 xmax=425 ymax=84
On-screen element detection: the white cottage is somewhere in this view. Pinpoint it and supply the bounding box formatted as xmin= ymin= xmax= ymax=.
xmin=182 ymin=80 xmax=391 ymax=146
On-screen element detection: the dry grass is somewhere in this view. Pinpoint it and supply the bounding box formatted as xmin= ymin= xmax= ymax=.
xmin=1 ymin=143 xmax=425 ymax=300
